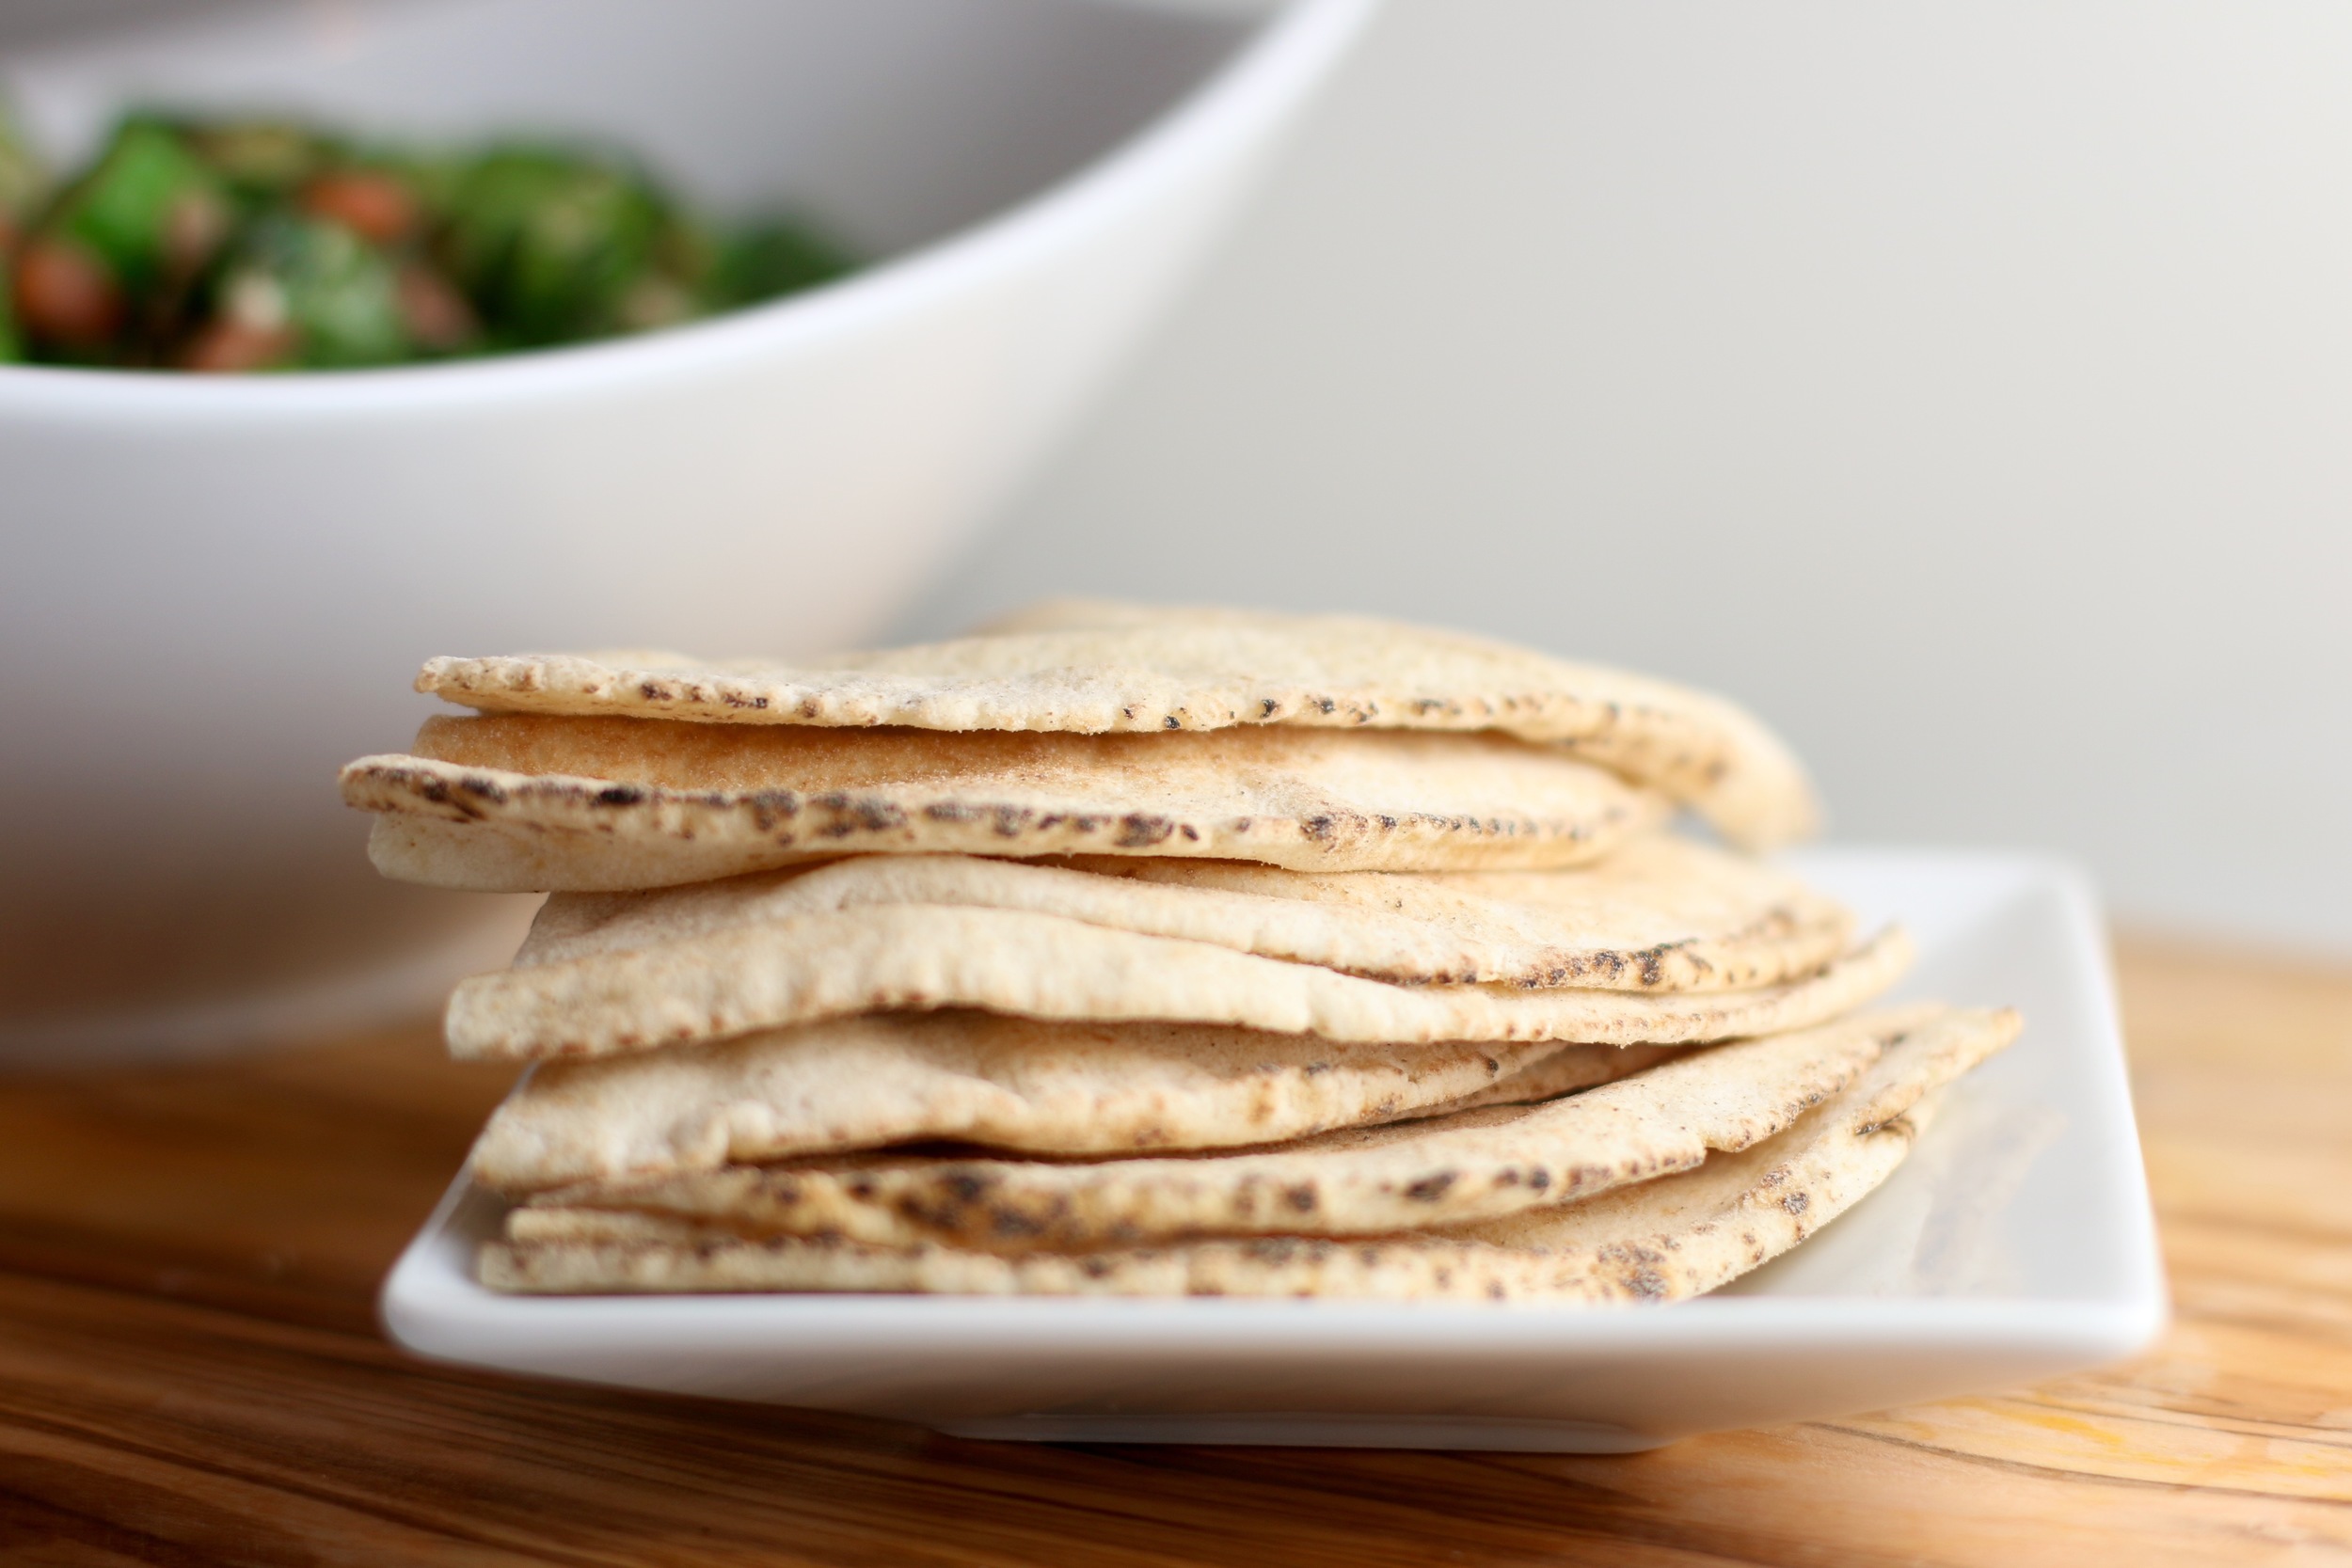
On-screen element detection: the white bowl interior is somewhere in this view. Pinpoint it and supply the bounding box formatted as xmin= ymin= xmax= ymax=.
xmin=2 ymin=0 xmax=1264 ymax=261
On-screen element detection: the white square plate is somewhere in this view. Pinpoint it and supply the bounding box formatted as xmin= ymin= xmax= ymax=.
xmin=381 ymin=847 xmax=2168 ymax=1450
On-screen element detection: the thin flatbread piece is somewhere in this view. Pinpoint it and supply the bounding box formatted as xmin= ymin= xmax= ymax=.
xmin=345 ymin=718 xmax=1669 ymax=888
xmin=517 ymin=836 xmax=1852 ymax=993
xmin=481 ymin=1006 xmax=2021 ymax=1299
xmin=409 ymin=601 xmax=1819 ymax=850
xmin=516 ymin=1008 xmax=1932 ymax=1246
xmin=466 ymin=1012 xmax=1646 ymax=1195
xmin=1438 ymin=1039 xmax=1684 ymax=1111
xmin=443 ymin=904 xmax=1911 ymax=1061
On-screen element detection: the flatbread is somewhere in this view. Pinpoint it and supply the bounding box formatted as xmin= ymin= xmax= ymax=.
xmin=443 ymin=903 xmax=1911 ymax=1061
xmin=514 ymin=1008 xmax=1933 ymax=1247
xmin=343 ymin=718 xmax=1671 ymax=889
xmin=466 ymin=1011 xmax=1630 ymax=1195
xmin=516 ymin=836 xmax=1852 ymax=993
xmin=409 ymin=602 xmax=1819 ymax=850
xmin=479 ymin=1006 xmax=2021 ymax=1298
xmin=1439 ymin=1040 xmax=1684 ymax=1110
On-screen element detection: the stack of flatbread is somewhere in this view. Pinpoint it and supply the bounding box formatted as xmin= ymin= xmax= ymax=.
xmin=342 ymin=602 xmax=2017 ymax=1304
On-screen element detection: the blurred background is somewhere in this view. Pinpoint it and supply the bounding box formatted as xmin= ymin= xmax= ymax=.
xmin=1 ymin=0 xmax=2344 ymax=1063
xmin=896 ymin=0 xmax=2352 ymax=955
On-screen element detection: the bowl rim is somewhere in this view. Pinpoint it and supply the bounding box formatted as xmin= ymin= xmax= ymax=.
xmin=0 ymin=0 xmax=1374 ymax=420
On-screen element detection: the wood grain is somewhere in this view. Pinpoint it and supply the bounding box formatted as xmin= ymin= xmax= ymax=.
xmin=2 ymin=935 xmax=2348 ymax=1566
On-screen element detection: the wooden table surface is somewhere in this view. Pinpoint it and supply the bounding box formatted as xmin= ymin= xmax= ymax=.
xmin=3 ymin=936 xmax=2348 ymax=1566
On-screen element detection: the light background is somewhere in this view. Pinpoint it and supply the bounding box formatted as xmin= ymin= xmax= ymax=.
xmin=898 ymin=0 xmax=2352 ymax=954
xmin=3 ymin=0 xmax=2343 ymax=958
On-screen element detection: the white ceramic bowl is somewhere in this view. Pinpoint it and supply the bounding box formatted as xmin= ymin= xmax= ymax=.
xmin=0 ymin=0 xmax=1375 ymax=1060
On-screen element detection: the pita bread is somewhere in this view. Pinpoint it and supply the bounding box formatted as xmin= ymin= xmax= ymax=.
xmin=479 ymin=1007 xmax=2020 ymax=1298
xmin=343 ymin=718 xmax=1671 ymax=890
xmin=514 ymin=1008 xmax=1931 ymax=1247
xmin=516 ymin=836 xmax=1851 ymax=993
xmin=466 ymin=1011 xmax=1615 ymax=1195
xmin=1438 ymin=1040 xmax=1684 ymax=1110
xmin=443 ymin=903 xmax=1911 ymax=1061
xmin=409 ymin=602 xmax=1818 ymax=850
